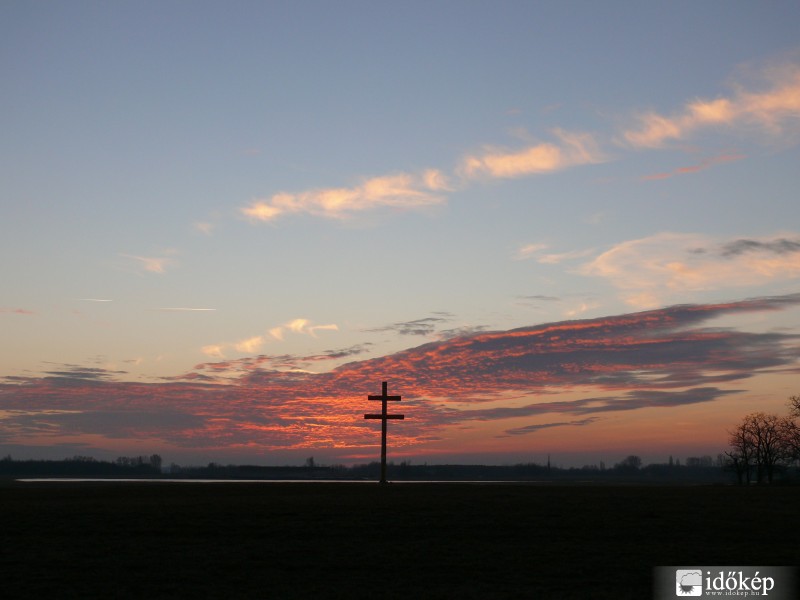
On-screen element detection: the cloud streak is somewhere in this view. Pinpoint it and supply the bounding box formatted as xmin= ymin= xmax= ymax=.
xmin=152 ymin=307 xmax=217 ymax=312
xmin=515 ymin=243 xmax=595 ymax=265
xmin=503 ymin=417 xmax=600 ymax=437
xmin=241 ymin=171 xmax=449 ymax=222
xmin=719 ymin=237 xmax=800 ymax=258
xmin=189 ymin=343 xmax=375 ymax=379
xmin=1 ymin=307 xmax=35 ymax=315
xmin=122 ymin=254 xmax=176 ymax=274
xmin=642 ymin=153 xmax=745 ymax=181
xmin=202 ymin=318 xmax=339 ymax=358
xmin=622 ymin=62 xmax=800 ymax=148
xmin=460 ymin=129 xmax=604 ymax=179
xmin=269 ymin=318 xmax=338 ymax=340
xmin=474 ymin=388 xmax=741 ymax=428
xmin=367 ymin=315 xmax=453 ymax=337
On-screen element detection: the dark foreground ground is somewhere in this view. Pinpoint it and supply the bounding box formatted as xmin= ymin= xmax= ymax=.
xmin=1 ymin=481 xmax=797 ymax=599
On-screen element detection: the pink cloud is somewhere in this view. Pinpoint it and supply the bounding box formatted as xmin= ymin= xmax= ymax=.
xmin=0 ymin=308 xmax=35 ymax=315
xmin=642 ymin=153 xmax=745 ymax=181
xmin=1 ymin=295 xmax=798 ymax=458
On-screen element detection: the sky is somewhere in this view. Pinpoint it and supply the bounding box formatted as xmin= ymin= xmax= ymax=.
xmin=2 ymin=1 xmax=800 ymax=467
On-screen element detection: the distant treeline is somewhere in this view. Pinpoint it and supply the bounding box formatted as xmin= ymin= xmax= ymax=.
xmin=6 ymin=453 xmax=796 ymax=483
xmin=169 ymin=456 xmax=800 ymax=483
xmin=0 ymin=454 xmax=162 ymax=478
xmin=321 ymin=457 xmax=736 ymax=483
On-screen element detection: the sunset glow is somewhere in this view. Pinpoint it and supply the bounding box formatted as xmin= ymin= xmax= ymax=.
xmin=2 ymin=3 xmax=799 ymax=466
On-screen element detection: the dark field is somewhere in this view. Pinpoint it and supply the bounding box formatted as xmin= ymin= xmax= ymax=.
xmin=2 ymin=482 xmax=797 ymax=599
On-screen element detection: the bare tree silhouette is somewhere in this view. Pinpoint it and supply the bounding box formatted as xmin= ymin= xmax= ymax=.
xmin=727 ymin=411 xmax=795 ymax=484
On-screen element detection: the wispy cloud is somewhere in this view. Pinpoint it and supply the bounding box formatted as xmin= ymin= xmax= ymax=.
xmin=193 ymin=222 xmax=214 ymax=235
xmin=518 ymin=295 xmax=562 ymax=303
xmin=581 ymin=232 xmax=800 ymax=307
xmin=460 ymin=129 xmax=605 ymax=179
xmin=563 ymin=301 xmax=601 ymax=318
xmin=538 ymin=249 xmax=596 ymax=265
xmin=514 ymin=243 xmax=593 ymax=264
xmin=498 ymin=389 xmax=742 ymax=436
xmin=152 ymin=307 xmax=217 ymax=312
xmin=203 ymin=318 xmax=339 ymax=358
xmin=241 ymin=171 xmax=448 ymax=223
xmin=719 ymin=237 xmax=800 ymax=257
xmin=421 ymin=168 xmax=452 ymax=192
xmin=39 ymin=364 xmax=129 ymax=382
xmin=0 ymin=307 xmax=35 ymax=315
xmin=471 ymin=389 xmax=741 ymax=426
xmin=234 ymin=336 xmax=265 ymax=354
xmin=436 ymin=324 xmax=490 ymax=340
xmin=189 ymin=343 xmax=375 ymax=379
xmin=622 ymin=61 xmax=800 ymax=148
xmin=269 ymin=318 xmax=339 ymax=340
xmin=122 ymin=254 xmax=176 ymax=274
xmin=367 ymin=315 xmax=452 ymax=337
xmin=503 ymin=417 xmax=600 ymax=437
xmin=201 ymin=344 xmax=226 ymax=359
xmin=642 ymin=152 xmax=745 ymax=181
xmin=514 ymin=243 xmax=549 ymax=260
xmin=201 ymin=334 xmax=268 ymax=358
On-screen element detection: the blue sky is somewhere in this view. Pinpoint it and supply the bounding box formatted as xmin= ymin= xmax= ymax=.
xmin=2 ymin=2 xmax=799 ymax=466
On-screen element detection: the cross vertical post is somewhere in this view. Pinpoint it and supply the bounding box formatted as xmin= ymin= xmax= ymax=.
xmin=364 ymin=381 xmax=404 ymax=484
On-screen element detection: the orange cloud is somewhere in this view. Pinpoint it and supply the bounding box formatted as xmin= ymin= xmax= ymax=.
xmin=204 ymin=319 xmax=339 ymax=358
xmin=513 ymin=243 xmax=549 ymax=260
xmin=201 ymin=344 xmax=225 ymax=358
xmin=269 ymin=318 xmax=339 ymax=340
xmin=460 ymin=129 xmax=604 ymax=179
xmin=241 ymin=171 xmax=447 ymax=222
xmin=234 ymin=336 xmax=265 ymax=354
xmin=623 ymin=62 xmax=800 ymax=148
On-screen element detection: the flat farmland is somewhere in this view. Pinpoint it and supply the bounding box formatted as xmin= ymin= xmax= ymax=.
xmin=1 ymin=482 xmax=797 ymax=599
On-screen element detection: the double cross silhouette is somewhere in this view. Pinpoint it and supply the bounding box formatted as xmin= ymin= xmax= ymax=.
xmin=364 ymin=381 xmax=404 ymax=484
